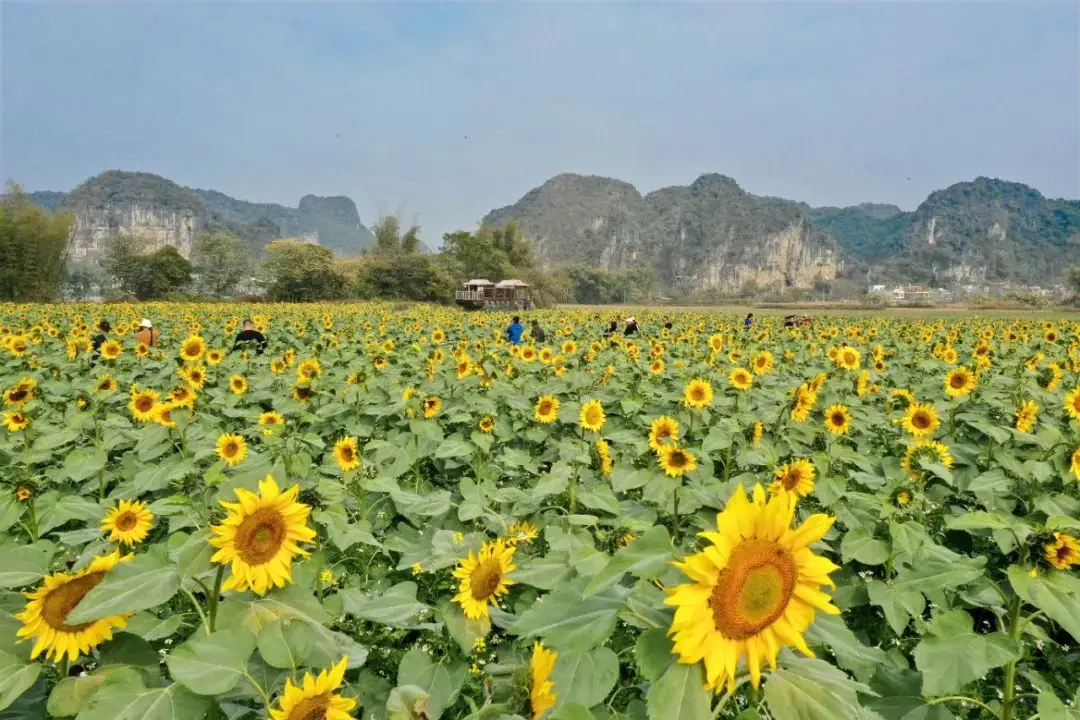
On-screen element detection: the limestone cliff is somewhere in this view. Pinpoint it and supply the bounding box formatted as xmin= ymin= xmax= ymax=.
xmin=69 ymin=204 xmax=200 ymax=262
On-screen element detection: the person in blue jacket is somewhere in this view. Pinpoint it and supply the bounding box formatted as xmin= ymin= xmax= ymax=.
xmin=506 ymin=315 xmax=525 ymax=344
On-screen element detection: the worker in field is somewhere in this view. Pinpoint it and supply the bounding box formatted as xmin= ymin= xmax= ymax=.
xmin=233 ymin=319 xmax=268 ymax=353
xmin=530 ymin=319 xmax=546 ymax=343
xmin=624 ymin=317 xmax=640 ymax=336
xmin=91 ymin=320 xmax=111 ymax=357
xmin=506 ymin=316 xmax=525 ymax=344
xmin=135 ymin=319 xmax=159 ymax=346
xmin=743 ymin=313 xmax=754 ymax=331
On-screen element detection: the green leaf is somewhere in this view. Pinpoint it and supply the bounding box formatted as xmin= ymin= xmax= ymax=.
xmin=511 ymin=585 xmax=624 ymax=652
xmin=805 ymin=614 xmax=888 ymax=676
xmin=47 ymin=667 xmax=144 ymax=717
xmin=437 ymin=599 xmax=490 ymax=654
xmin=840 ymin=527 xmax=890 ymax=566
xmin=0 ymin=541 xmax=55 ymax=588
xmin=75 ymin=682 xmax=209 ymax=720
xmin=35 ymin=493 xmax=100 ymax=535
xmin=912 ymin=610 xmax=1020 ymax=695
xmin=635 ymin=628 xmax=675 ymax=683
xmin=124 ymin=613 xmax=183 ymax=642
xmin=386 ymin=684 xmax=430 ymax=720
xmin=1037 ymin=690 xmax=1080 ymax=720
xmin=397 ymin=649 xmax=466 ymax=720
xmin=552 ymin=647 xmax=619 ymax=709
xmin=646 ymin=662 xmax=710 ymax=720
xmin=763 ymin=657 xmax=874 ymax=720
xmin=257 ymin=617 xmax=315 ymax=670
xmin=550 ymin=704 xmax=598 ymax=720
xmin=0 ymin=495 xmax=25 ymax=533
xmin=0 ymin=650 xmax=41 ymax=713
xmin=165 ymin=628 xmax=257 ymax=696
xmin=434 ymin=437 xmax=474 ymax=460
xmin=1008 ymin=566 xmax=1080 ymax=643
xmin=341 ymin=581 xmax=432 ymax=628
xmin=584 ymin=525 xmax=674 ymax=596
xmin=68 ymin=554 xmax=180 ymax=623
xmin=64 ymin=448 xmax=107 ymax=483
xmin=866 ymin=580 xmax=924 ymax=636
xmin=892 ymin=555 xmax=985 ymax=594
xmin=512 ymin=553 xmax=573 ymax=591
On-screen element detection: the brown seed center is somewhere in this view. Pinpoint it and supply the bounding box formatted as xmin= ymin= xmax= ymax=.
xmin=234 ymin=508 xmax=286 ymax=565
xmin=469 ymin=559 xmax=503 ymax=601
xmin=41 ymin=572 xmax=105 ymax=633
xmin=115 ymin=512 xmax=138 ymax=531
xmin=709 ymin=540 xmax=796 ymax=640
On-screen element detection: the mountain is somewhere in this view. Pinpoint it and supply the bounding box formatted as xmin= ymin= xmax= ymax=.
xmin=485 ymin=174 xmax=1080 ymax=290
xmin=26 ymin=171 xmax=373 ymax=263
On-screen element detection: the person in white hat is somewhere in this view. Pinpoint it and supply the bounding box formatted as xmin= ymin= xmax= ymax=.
xmin=624 ymin=316 xmax=640 ymax=336
xmin=135 ymin=318 xmax=159 ymax=347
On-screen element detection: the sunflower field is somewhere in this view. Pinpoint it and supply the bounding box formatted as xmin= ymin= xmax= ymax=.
xmin=1 ymin=303 xmax=1079 ymax=720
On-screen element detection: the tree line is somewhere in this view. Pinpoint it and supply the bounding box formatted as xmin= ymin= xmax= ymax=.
xmin=0 ymin=182 xmax=660 ymax=305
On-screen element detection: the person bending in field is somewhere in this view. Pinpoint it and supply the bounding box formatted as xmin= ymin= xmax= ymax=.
xmin=91 ymin=320 xmax=111 ymax=357
xmin=233 ymin=319 xmax=268 ymax=354
xmin=506 ymin=316 xmax=525 ymax=344
xmin=530 ymin=319 xmax=546 ymax=343
xmin=135 ymin=319 xmax=159 ymax=346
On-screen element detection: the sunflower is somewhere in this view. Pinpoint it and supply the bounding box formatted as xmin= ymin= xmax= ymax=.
xmin=752 ymin=421 xmax=764 ymax=448
xmin=479 ymin=416 xmax=495 ymax=433
xmin=1043 ymin=532 xmax=1080 ymax=570
xmin=770 ymin=459 xmax=816 ymax=498
xmin=534 ymin=395 xmax=559 ymax=424
xmin=658 ymin=444 xmax=698 ymax=478
xmin=1015 ymin=399 xmax=1039 ymax=433
xmin=333 ymin=436 xmax=361 ymax=472
xmin=595 ymin=438 xmax=614 ymax=475
xmin=4 ymin=378 xmax=35 ymax=407
xmin=3 ymin=410 xmax=30 ymax=432
xmin=893 ymin=488 xmax=913 ymax=507
xmin=452 ymin=539 xmax=517 ymax=620
xmin=153 ymin=402 xmax=179 ymax=428
xmin=292 ymin=384 xmax=314 ymax=403
xmin=790 ymin=384 xmax=817 ymax=423
xmin=1070 ymin=447 xmax=1080 ymax=482
xmin=170 ymin=384 xmax=196 ymax=409
xmin=267 ymin=656 xmax=355 ymax=720
xmin=209 ymin=475 xmax=316 ymax=595
xmin=259 ymin=410 xmax=285 ymax=428
xmin=101 ymin=499 xmax=154 ymax=545
xmin=94 ymin=374 xmax=118 ymax=393
xmin=423 ymin=395 xmax=441 ymax=418
xmin=229 ymin=375 xmax=249 ymax=396
xmin=649 ymin=358 xmax=665 ymax=375
xmin=901 ymin=439 xmax=954 ymax=478
xmin=99 ymin=340 xmax=122 ymax=361
xmin=129 ymin=387 xmax=159 ymax=423
xmin=751 ymin=351 xmax=774 ymax=376
xmin=943 ymin=366 xmax=976 ymax=398
xmin=561 ymin=339 xmax=577 ymax=355
xmin=15 ymin=485 xmax=33 ymax=501
xmin=648 ymin=416 xmax=679 ymax=452
xmin=507 ymin=521 xmax=539 ymax=546
xmin=179 ymin=335 xmax=206 ymax=362
xmin=822 ymin=404 xmax=851 ymax=435
xmin=900 ymin=402 xmax=940 ymax=439
xmin=684 ymin=378 xmax=714 ymax=408
xmin=216 ymin=433 xmax=248 ymax=467
xmin=530 ymin=642 xmax=558 ymax=720
xmin=665 ymin=484 xmax=840 ymax=690
xmin=270 ymin=359 xmax=286 ymax=375
xmin=206 ymin=349 xmax=225 ymax=366
xmin=15 ymin=550 xmax=133 ymax=662
xmin=431 ymin=328 xmax=446 ymax=344
xmin=835 ymin=346 xmax=861 ymax=371
xmin=180 ymin=365 xmax=207 ymax=389
xmin=579 ymin=399 xmax=606 ymax=432
xmin=728 ymin=368 xmax=753 ymax=392
xmin=297 ymin=358 xmax=322 ymax=383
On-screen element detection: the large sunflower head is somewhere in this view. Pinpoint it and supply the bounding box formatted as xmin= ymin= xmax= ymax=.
xmin=99 ymin=340 xmax=123 ymax=361
xmin=1043 ymin=532 xmax=1080 ymax=570
xmin=3 ymin=410 xmax=30 ymax=432
xmin=129 ymin=387 xmax=159 ymax=423
xmin=658 ymin=444 xmax=698 ymax=478
xmin=15 ymin=550 xmax=133 ymax=662
xmin=751 ymin=351 xmax=774 ymax=376
xmin=943 ymin=367 xmax=976 ymax=398
xmin=229 ymin=375 xmax=249 ymax=396
xmin=333 ymin=436 xmax=361 ymax=472
xmin=901 ymin=439 xmax=953 ymax=479
xmin=209 ymin=475 xmax=317 ymax=595
xmin=179 ymin=335 xmax=206 ymax=363
xmin=534 ymin=395 xmax=560 ymax=424
xmin=648 ymin=415 xmax=680 ymax=452
xmin=728 ymin=368 xmax=753 ymax=392
xmin=216 ymin=433 xmax=248 ymax=467
xmin=579 ymin=399 xmax=606 ymax=432
xmin=101 ymin=499 xmax=154 ymax=545
xmin=900 ymin=402 xmax=940 ymax=439
xmin=769 ymin=459 xmax=816 ymax=498
xmin=684 ymin=378 xmax=714 ymax=408
xmin=822 ymin=404 xmax=851 ymax=435
xmin=423 ymin=395 xmax=441 ymax=418
xmin=268 ymin=657 xmax=356 ymax=720
xmin=451 ymin=539 xmax=517 ymax=620
xmin=530 ymin=642 xmax=558 ymax=720
xmin=666 ymin=484 xmax=840 ymax=691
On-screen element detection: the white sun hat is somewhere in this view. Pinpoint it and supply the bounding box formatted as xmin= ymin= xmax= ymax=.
xmin=138 ymin=319 xmax=153 ymax=328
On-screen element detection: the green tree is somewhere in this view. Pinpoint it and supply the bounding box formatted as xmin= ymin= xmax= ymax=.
xmin=371 ymin=215 xmax=422 ymax=255
xmin=131 ymin=246 xmax=193 ymax=300
xmin=0 ymin=183 xmax=74 ymax=300
xmin=62 ymin=266 xmax=100 ymax=300
xmin=262 ymin=240 xmax=346 ymax=301
xmin=191 ymin=231 xmax=252 ymax=296
xmin=99 ymin=234 xmax=148 ymax=296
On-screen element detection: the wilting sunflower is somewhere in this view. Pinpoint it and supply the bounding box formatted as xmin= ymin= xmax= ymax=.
xmin=4 ymin=378 xmax=36 ymax=407
xmin=665 ymin=484 xmax=840 ymax=690
xmin=16 ymin=550 xmax=133 ymax=662
xmin=684 ymin=378 xmax=714 ymax=408
xmin=216 ymin=433 xmax=248 ymax=467
xmin=900 ymin=402 xmax=940 ymax=439
xmin=333 ymin=436 xmax=361 ymax=472
xmin=98 ymin=340 xmax=122 ymax=361
xmin=479 ymin=416 xmax=495 ymax=433
xmin=943 ymin=366 xmax=976 ymax=398
xmin=179 ymin=335 xmax=206 ymax=362
xmin=534 ymin=395 xmax=559 ymax=424
xmin=153 ymin=402 xmax=179 ymax=428
xmin=296 ymin=358 xmax=322 ymax=383
xmin=101 ymin=499 xmax=154 ymax=545
xmin=3 ymin=410 xmax=30 ymax=432
xmin=129 ymin=387 xmax=159 ymax=423
xmin=901 ymin=439 xmax=953 ymax=479
xmin=1044 ymin=532 xmax=1080 ymax=570
xmin=530 ymin=643 xmax=558 ymax=720
xmin=209 ymin=475 xmax=317 ymax=595
xmin=770 ymin=459 xmax=816 ymax=498
xmin=579 ymin=399 xmax=606 ymax=432
xmin=658 ymin=444 xmax=698 ymax=478
xmin=452 ymin=538 xmax=517 ymax=620
xmin=1015 ymin=399 xmax=1039 ymax=433
xmin=648 ymin=416 xmax=679 ymax=452
xmin=169 ymin=384 xmax=196 ymax=409
xmin=423 ymin=395 xmax=441 ymax=418
xmin=822 ymin=404 xmax=851 ymax=435
xmin=229 ymin=375 xmax=249 ymax=396
xmin=268 ymin=657 xmax=356 ymax=720
xmin=728 ymin=368 xmax=753 ymax=392
xmin=292 ymin=384 xmax=315 ymax=403
xmin=94 ymin=374 xmax=118 ymax=393
xmin=16 ymin=485 xmax=33 ymax=501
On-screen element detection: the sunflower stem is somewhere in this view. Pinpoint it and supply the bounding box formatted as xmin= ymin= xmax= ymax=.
xmin=207 ymin=565 xmax=225 ymax=633
xmin=57 ymin=657 xmax=68 ymax=680
xmin=26 ymin=496 xmax=38 ymax=542
xmin=181 ymin=585 xmax=211 ymax=634
xmin=671 ymin=485 xmax=681 ymax=541
xmin=1000 ymin=595 xmax=1023 ymax=720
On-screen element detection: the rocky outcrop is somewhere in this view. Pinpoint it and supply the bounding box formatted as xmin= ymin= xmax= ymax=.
xmin=69 ymin=204 xmax=200 ymax=262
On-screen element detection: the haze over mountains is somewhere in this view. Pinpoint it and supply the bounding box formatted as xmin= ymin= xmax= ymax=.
xmin=25 ymin=169 xmax=1080 ymax=292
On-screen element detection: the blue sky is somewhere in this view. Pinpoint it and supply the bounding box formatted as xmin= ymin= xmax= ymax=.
xmin=2 ymin=1 xmax=1077 ymax=242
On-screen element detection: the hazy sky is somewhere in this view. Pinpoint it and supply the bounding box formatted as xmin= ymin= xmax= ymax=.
xmin=3 ymin=1 xmax=1078 ymax=242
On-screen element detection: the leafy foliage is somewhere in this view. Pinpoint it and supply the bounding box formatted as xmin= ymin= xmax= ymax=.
xmin=0 ymin=184 xmax=74 ymax=301
xmin=262 ymin=240 xmax=346 ymax=301
xmin=190 ymin=232 xmax=252 ymax=297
